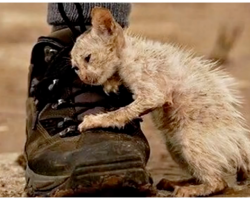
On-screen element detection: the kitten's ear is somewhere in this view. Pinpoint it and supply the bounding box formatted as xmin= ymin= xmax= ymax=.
xmin=91 ymin=7 xmax=116 ymax=36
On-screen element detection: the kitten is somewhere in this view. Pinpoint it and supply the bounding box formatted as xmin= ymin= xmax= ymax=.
xmin=70 ymin=7 xmax=250 ymax=197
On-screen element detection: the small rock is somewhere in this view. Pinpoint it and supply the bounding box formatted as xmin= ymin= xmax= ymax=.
xmin=0 ymin=126 xmax=8 ymax=132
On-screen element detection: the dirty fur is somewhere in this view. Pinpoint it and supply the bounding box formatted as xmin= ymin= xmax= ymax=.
xmin=71 ymin=7 xmax=250 ymax=197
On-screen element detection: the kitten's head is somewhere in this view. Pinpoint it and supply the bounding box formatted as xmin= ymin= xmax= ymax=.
xmin=71 ymin=7 xmax=125 ymax=85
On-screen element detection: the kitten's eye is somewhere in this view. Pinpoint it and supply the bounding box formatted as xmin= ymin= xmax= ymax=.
xmin=84 ymin=54 xmax=91 ymax=63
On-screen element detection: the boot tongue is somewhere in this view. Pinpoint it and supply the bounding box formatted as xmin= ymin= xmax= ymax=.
xmin=72 ymin=78 xmax=108 ymax=119
xmin=48 ymin=28 xmax=76 ymax=45
xmin=48 ymin=25 xmax=92 ymax=45
xmin=74 ymin=89 xmax=107 ymax=120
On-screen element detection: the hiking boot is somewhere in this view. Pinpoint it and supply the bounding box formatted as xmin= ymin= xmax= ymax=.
xmin=24 ymin=27 xmax=153 ymax=197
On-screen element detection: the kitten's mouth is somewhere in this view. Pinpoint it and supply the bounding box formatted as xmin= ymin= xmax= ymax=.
xmin=80 ymin=76 xmax=100 ymax=86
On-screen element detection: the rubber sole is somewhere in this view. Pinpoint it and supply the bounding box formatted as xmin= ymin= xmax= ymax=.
xmin=25 ymin=161 xmax=154 ymax=197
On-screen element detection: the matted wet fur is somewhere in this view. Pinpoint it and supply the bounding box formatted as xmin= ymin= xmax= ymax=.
xmin=71 ymin=7 xmax=250 ymax=197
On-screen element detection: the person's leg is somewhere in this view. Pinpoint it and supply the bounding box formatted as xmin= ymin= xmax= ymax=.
xmin=47 ymin=3 xmax=131 ymax=31
xmin=24 ymin=3 xmax=153 ymax=197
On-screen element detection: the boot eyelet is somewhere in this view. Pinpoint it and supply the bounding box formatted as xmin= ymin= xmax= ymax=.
xmin=48 ymin=79 xmax=59 ymax=91
xmin=51 ymin=103 xmax=58 ymax=109
xmin=57 ymin=121 xmax=64 ymax=128
xmin=58 ymin=99 xmax=66 ymax=105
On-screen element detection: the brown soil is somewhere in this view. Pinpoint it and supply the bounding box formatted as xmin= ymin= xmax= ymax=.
xmin=0 ymin=3 xmax=249 ymax=197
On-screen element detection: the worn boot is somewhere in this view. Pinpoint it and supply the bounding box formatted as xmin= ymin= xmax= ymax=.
xmin=24 ymin=27 xmax=153 ymax=197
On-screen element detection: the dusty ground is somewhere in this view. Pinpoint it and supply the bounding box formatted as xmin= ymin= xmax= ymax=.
xmin=0 ymin=3 xmax=250 ymax=197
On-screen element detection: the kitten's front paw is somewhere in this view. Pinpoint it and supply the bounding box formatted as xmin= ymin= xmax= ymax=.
xmin=78 ymin=115 xmax=102 ymax=132
xmin=103 ymin=82 xmax=119 ymax=95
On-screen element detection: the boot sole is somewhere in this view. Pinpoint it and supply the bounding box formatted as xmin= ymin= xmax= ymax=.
xmin=25 ymin=160 xmax=154 ymax=197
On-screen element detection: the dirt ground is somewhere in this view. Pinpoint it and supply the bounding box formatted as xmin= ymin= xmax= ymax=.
xmin=0 ymin=3 xmax=250 ymax=197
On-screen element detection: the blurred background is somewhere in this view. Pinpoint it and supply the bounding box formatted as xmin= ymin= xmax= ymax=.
xmin=0 ymin=3 xmax=250 ymax=182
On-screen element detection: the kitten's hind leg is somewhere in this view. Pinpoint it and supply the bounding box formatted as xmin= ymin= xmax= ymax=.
xmin=173 ymin=179 xmax=228 ymax=197
xmin=156 ymin=177 xmax=199 ymax=192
